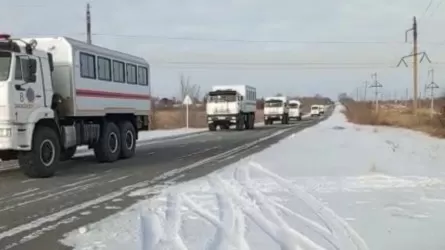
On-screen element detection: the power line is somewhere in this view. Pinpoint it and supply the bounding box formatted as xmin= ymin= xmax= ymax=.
xmin=8 ymin=32 xmax=445 ymax=45
xmin=155 ymin=65 xmax=399 ymax=70
xmin=157 ymin=61 xmax=394 ymax=66
xmin=429 ymin=0 xmax=444 ymax=17
xmin=420 ymin=0 xmax=434 ymax=19
xmin=154 ymin=61 xmax=445 ymax=67
xmin=90 ymin=33 xmax=445 ymax=45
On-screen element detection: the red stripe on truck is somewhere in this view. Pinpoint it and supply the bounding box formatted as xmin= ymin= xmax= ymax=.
xmin=76 ymin=89 xmax=150 ymax=100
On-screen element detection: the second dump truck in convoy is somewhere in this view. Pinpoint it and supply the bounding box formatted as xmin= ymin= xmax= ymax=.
xmin=0 ymin=35 xmax=150 ymax=178
xmin=263 ymin=96 xmax=289 ymax=125
xmin=206 ymin=85 xmax=257 ymax=131
xmin=288 ymin=100 xmax=302 ymax=121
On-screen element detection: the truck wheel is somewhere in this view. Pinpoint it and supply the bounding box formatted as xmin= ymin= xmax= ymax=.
xmin=60 ymin=146 xmax=77 ymax=161
xmin=236 ymin=116 xmax=244 ymax=131
xmin=250 ymin=114 xmax=255 ymax=129
xmin=18 ymin=126 xmax=61 ymax=178
xmin=208 ymin=123 xmax=216 ymax=131
xmin=119 ymin=121 xmax=136 ymax=159
xmin=244 ymin=114 xmax=250 ymax=130
xmin=220 ymin=124 xmax=229 ymax=130
xmin=94 ymin=121 xmax=121 ymax=163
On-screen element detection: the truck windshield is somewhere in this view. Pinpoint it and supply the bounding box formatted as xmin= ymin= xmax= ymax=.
xmin=265 ymin=101 xmax=283 ymax=107
xmin=289 ymin=103 xmax=299 ymax=108
xmin=0 ymin=51 xmax=11 ymax=81
xmin=208 ymin=94 xmax=237 ymax=103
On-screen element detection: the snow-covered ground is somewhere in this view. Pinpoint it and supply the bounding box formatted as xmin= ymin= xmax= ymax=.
xmin=63 ymin=105 xmax=445 ymax=250
xmin=0 ymin=128 xmax=206 ymax=171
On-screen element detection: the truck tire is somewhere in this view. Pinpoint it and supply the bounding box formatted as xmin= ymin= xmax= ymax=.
xmin=236 ymin=115 xmax=244 ymax=131
xmin=18 ymin=126 xmax=61 ymax=178
xmin=220 ymin=124 xmax=230 ymax=130
xmin=208 ymin=123 xmax=216 ymax=131
xmin=94 ymin=121 xmax=121 ymax=163
xmin=60 ymin=146 xmax=76 ymax=161
xmin=250 ymin=114 xmax=255 ymax=129
xmin=119 ymin=121 xmax=136 ymax=159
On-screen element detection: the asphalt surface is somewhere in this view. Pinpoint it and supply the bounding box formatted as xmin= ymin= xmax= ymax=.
xmin=0 ymin=112 xmax=330 ymax=250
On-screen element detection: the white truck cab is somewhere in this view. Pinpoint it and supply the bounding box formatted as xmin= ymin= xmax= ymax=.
xmin=310 ymin=105 xmax=320 ymax=116
xmin=0 ymin=34 xmax=150 ymax=178
xmin=288 ymin=100 xmax=302 ymax=121
xmin=263 ymin=96 xmax=289 ymax=125
xmin=206 ymin=85 xmax=257 ymax=131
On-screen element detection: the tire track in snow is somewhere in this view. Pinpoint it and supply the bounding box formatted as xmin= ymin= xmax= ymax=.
xmin=234 ymin=165 xmax=339 ymax=249
xmin=224 ymin=167 xmax=324 ymax=249
xmin=249 ymin=161 xmax=369 ymax=250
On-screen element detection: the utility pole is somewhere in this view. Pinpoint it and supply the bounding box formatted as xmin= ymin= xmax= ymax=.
xmin=412 ymin=17 xmax=418 ymax=111
xmin=397 ymin=16 xmax=431 ymax=114
xmin=363 ymin=81 xmax=369 ymax=101
xmin=369 ymin=72 xmax=383 ymax=112
xmin=356 ymin=87 xmax=359 ymax=101
xmin=86 ymin=3 xmax=92 ymax=44
xmin=425 ymin=68 xmax=439 ymax=118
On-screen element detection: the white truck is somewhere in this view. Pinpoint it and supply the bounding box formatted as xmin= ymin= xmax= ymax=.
xmin=319 ymin=105 xmax=325 ymax=114
xmin=0 ymin=35 xmax=150 ymax=178
xmin=310 ymin=105 xmax=321 ymax=116
xmin=206 ymin=85 xmax=257 ymax=131
xmin=263 ymin=96 xmax=289 ymax=125
xmin=288 ymin=100 xmax=302 ymax=121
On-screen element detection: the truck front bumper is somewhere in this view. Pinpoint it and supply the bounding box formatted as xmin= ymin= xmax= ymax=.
xmin=207 ymin=115 xmax=238 ymax=124
xmin=0 ymin=123 xmax=33 ymax=152
xmin=264 ymin=115 xmax=283 ymax=121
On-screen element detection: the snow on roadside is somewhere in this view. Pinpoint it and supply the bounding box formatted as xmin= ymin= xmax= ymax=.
xmin=63 ymin=105 xmax=445 ymax=250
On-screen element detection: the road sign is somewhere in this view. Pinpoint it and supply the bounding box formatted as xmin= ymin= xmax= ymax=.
xmin=183 ymin=95 xmax=193 ymax=105
xmin=183 ymin=95 xmax=193 ymax=129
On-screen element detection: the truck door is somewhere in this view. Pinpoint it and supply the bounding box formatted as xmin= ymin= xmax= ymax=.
xmin=11 ymin=55 xmax=44 ymax=123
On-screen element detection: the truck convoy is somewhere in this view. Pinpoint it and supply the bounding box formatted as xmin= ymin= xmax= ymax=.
xmin=0 ymin=35 xmax=150 ymax=178
xmin=288 ymin=100 xmax=302 ymax=121
xmin=263 ymin=96 xmax=289 ymax=125
xmin=206 ymin=85 xmax=257 ymax=131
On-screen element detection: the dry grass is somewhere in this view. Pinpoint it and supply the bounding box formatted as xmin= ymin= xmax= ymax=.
xmin=151 ymin=107 xmax=265 ymax=130
xmin=342 ymin=101 xmax=445 ymax=138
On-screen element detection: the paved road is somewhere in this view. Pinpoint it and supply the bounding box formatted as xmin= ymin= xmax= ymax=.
xmin=0 ymin=112 xmax=330 ymax=250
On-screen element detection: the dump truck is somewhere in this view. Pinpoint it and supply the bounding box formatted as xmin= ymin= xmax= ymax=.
xmin=206 ymin=85 xmax=257 ymax=131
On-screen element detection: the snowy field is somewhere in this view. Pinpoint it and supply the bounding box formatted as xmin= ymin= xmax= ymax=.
xmin=0 ymin=128 xmax=206 ymax=172
xmin=62 ymin=105 xmax=445 ymax=250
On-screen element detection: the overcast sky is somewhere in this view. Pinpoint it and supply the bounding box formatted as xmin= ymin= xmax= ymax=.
xmin=2 ymin=0 xmax=445 ymax=100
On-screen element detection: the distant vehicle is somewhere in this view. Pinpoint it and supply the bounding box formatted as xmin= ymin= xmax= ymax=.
xmin=319 ymin=105 xmax=325 ymax=114
xmin=310 ymin=105 xmax=321 ymax=116
xmin=288 ymin=100 xmax=302 ymax=121
xmin=264 ymin=96 xmax=289 ymax=125
xmin=0 ymin=35 xmax=150 ymax=178
xmin=206 ymin=85 xmax=257 ymax=131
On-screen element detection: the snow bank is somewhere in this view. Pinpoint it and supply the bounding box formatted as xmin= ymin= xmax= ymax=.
xmin=63 ymin=105 xmax=445 ymax=250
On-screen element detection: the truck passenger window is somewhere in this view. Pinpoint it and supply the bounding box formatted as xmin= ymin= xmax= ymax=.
xmin=14 ymin=57 xmax=22 ymax=80
xmin=14 ymin=56 xmax=36 ymax=83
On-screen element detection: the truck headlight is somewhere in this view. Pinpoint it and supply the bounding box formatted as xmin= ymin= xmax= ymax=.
xmin=0 ymin=128 xmax=12 ymax=137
